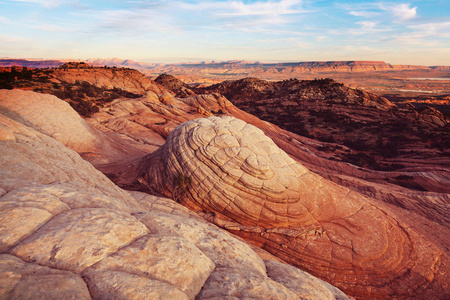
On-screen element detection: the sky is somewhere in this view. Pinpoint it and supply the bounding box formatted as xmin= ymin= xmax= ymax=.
xmin=1 ymin=0 xmax=449 ymax=65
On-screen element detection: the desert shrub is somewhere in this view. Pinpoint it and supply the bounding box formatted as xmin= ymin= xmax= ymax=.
xmin=0 ymin=81 xmax=14 ymax=89
xmin=343 ymin=139 xmax=370 ymax=151
xmin=342 ymin=152 xmax=378 ymax=169
xmin=317 ymin=134 xmax=336 ymax=143
xmin=172 ymin=172 xmax=192 ymax=203
xmin=69 ymin=100 xmax=99 ymax=117
xmin=375 ymin=134 xmax=408 ymax=158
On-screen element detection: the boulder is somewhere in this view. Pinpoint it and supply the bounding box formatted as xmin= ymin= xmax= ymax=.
xmin=131 ymin=116 xmax=445 ymax=299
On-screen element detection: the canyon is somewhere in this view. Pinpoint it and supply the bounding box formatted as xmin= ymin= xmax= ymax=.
xmin=0 ymin=62 xmax=449 ymax=299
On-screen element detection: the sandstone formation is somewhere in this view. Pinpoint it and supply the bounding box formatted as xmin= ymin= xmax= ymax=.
xmin=0 ymin=94 xmax=349 ymax=299
xmin=183 ymin=77 xmax=450 ymax=228
xmin=0 ymin=89 xmax=147 ymax=166
xmin=1 ymin=66 xmax=449 ymax=299
xmin=129 ymin=116 xmax=448 ymax=299
xmin=53 ymin=62 xmax=163 ymax=95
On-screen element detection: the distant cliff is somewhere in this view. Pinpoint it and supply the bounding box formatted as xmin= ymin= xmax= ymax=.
xmin=2 ymin=58 xmax=450 ymax=73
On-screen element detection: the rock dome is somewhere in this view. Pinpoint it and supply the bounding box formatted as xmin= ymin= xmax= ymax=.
xmin=132 ymin=116 xmax=443 ymax=298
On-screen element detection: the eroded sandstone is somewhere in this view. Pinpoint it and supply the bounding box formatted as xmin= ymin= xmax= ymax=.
xmin=0 ymin=96 xmax=349 ymax=299
xmin=130 ymin=116 xmax=446 ymax=299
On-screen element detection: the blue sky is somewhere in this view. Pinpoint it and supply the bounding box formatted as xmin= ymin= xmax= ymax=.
xmin=1 ymin=0 xmax=449 ymax=65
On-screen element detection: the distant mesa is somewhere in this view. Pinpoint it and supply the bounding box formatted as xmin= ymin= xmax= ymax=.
xmin=2 ymin=58 xmax=450 ymax=73
xmin=0 ymin=58 xmax=64 ymax=68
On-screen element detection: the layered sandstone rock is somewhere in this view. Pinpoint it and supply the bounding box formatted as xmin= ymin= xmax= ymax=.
xmin=2 ymin=68 xmax=449 ymax=299
xmin=0 ymin=95 xmax=347 ymax=299
xmin=130 ymin=116 xmax=447 ymax=299
xmin=53 ymin=62 xmax=163 ymax=95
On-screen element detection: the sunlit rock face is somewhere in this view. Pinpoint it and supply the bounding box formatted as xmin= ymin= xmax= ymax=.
xmin=136 ymin=116 xmax=445 ymax=299
xmin=0 ymin=101 xmax=349 ymax=300
xmin=141 ymin=116 xmax=311 ymax=227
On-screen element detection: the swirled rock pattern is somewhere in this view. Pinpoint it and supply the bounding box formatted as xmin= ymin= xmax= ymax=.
xmin=0 ymin=96 xmax=348 ymax=299
xmin=135 ymin=116 xmax=447 ymax=299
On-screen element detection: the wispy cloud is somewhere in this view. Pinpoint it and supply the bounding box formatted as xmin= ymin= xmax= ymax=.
xmin=410 ymin=21 xmax=450 ymax=38
xmin=0 ymin=34 xmax=32 ymax=52
xmin=357 ymin=21 xmax=377 ymax=30
xmin=381 ymin=3 xmax=417 ymax=21
xmin=329 ymin=20 xmax=391 ymax=36
xmin=344 ymin=2 xmax=417 ymax=22
xmin=93 ymin=5 xmax=181 ymax=35
xmin=349 ymin=10 xmax=380 ymax=18
xmin=33 ymin=23 xmax=73 ymax=32
xmin=10 ymin=0 xmax=68 ymax=8
xmin=386 ymin=21 xmax=450 ymax=47
xmin=216 ymin=0 xmax=304 ymax=17
xmin=0 ymin=16 xmax=13 ymax=24
xmin=91 ymin=0 xmax=307 ymax=35
xmin=179 ymin=0 xmax=306 ymax=29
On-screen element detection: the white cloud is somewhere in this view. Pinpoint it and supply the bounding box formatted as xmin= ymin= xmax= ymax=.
xmin=330 ymin=21 xmax=391 ymax=36
xmin=92 ymin=0 xmax=306 ymax=35
xmin=357 ymin=21 xmax=377 ymax=30
xmin=0 ymin=34 xmax=32 ymax=52
xmin=389 ymin=3 xmax=417 ymax=21
xmin=379 ymin=3 xmax=417 ymax=21
xmin=179 ymin=0 xmax=306 ymax=28
xmin=10 ymin=0 xmax=67 ymax=7
xmin=97 ymin=8 xmax=181 ymax=35
xmin=217 ymin=0 xmax=304 ymax=17
xmin=316 ymin=36 xmax=326 ymax=42
xmin=345 ymin=2 xmax=417 ymax=22
xmin=410 ymin=21 xmax=450 ymax=37
xmin=349 ymin=10 xmax=380 ymax=18
xmin=0 ymin=34 xmax=29 ymax=43
xmin=33 ymin=24 xmax=72 ymax=32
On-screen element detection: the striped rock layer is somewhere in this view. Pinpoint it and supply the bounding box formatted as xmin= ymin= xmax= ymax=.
xmin=136 ymin=116 xmax=444 ymax=299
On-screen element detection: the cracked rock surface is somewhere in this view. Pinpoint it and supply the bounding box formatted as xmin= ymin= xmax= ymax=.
xmin=0 ymin=95 xmax=348 ymax=299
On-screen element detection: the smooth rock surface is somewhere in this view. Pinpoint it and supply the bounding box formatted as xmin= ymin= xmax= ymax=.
xmin=0 ymin=89 xmax=98 ymax=153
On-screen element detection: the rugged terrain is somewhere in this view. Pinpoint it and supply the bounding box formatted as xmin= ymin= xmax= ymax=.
xmin=1 ymin=63 xmax=449 ymax=299
xmin=0 ymin=90 xmax=349 ymax=299
xmin=160 ymin=74 xmax=449 ymax=176
xmin=3 ymin=58 xmax=449 ymax=115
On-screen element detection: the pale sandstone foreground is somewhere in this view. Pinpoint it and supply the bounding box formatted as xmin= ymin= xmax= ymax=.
xmin=1 ymin=84 xmax=449 ymax=299
xmin=0 ymin=91 xmax=348 ymax=299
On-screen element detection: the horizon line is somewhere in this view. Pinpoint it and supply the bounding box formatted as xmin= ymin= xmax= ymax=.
xmin=1 ymin=57 xmax=450 ymax=67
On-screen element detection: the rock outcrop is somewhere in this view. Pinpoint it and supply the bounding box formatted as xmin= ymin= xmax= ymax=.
xmin=128 ymin=116 xmax=447 ymax=299
xmin=0 ymin=89 xmax=147 ymax=166
xmin=53 ymin=62 xmax=163 ymax=95
xmin=0 ymin=95 xmax=349 ymax=298
xmin=154 ymin=73 xmax=196 ymax=98
xmin=2 ymin=67 xmax=449 ymax=299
